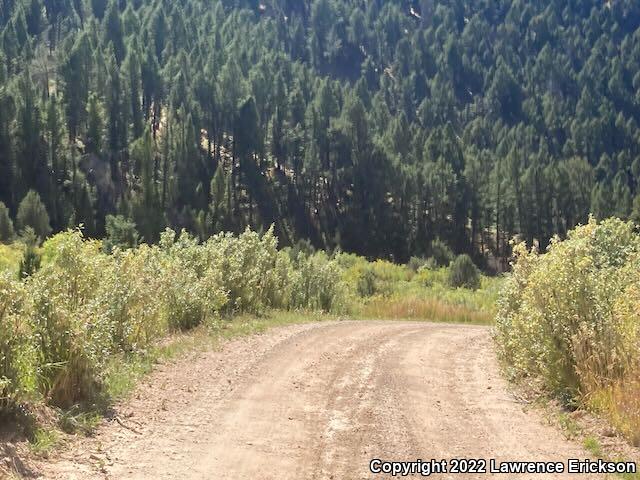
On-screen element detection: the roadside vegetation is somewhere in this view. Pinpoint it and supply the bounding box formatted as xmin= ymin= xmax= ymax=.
xmin=0 ymin=227 xmax=348 ymax=434
xmin=340 ymin=253 xmax=499 ymax=325
xmin=496 ymin=217 xmax=640 ymax=447
xmin=0 ymin=227 xmax=496 ymax=451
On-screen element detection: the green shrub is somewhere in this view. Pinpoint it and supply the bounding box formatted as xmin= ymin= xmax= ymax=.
xmin=0 ymin=272 xmax=36 ymax=410
xmin=407 ymin=256 xmax=428 ymax=272
xmin=18 ymin=228 xmax=41 ymax=279
xmin=288 ymin=238 xmax=315 ymax=260
xmin=429 ymin=239 xmax=454 ymax=267
xmin=27 ymin=231 xmax=112 ymax=407
xmin=291 ymin=251 xmax=347 ymax=312
xmin=206 ymin=227 xmax=285 ymax=314
xmin=0 ymin=243 xmax=25 ymax=274
xmin=448 ymin=254 xmax=481 ymax=290
xmin=103 ymin=215 xmax=139 ymax=254
xmin=158 ymin=229 xmax=228 ymax=330
xmin=98 ymin=245 xmax=165 ymax=350
xmin=357 ymin=267 xmax=377 ymax=297
xmin=0 ymin=225 xmax=351 ymax=415
xmin=495 ymin=217 xmax=640 ymax=406
xmin=157 ymin=229 xmax=211 ymax=330
xmin=423 ymin=257 xmax=440 ymax=270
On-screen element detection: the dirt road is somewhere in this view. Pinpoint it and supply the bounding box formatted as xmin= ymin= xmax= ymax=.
xmin=39 ymin=321 xmax=603 ymax=479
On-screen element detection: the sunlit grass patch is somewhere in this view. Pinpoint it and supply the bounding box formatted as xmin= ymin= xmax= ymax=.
xmin=590 ymin=375 xmax=640 ymax=447
xmin=0 ymin=243 xmax=25 ymax=274
xmin=583 ymin=436 xmax=604 ymax=457
xmin=339 ymin=252 xmax=501 ymax=325
xmin=557 ymin=412 xmax=582 ymax=440
xmin=213 ymin=310 xmax=339 ymax=339
xmin=350 ymin=270 xmax=501 ymax=325
xmin=28 ymin=428 xmax=59 ymax=457
xmin=355 ymin=295 xmax=494 ymax=325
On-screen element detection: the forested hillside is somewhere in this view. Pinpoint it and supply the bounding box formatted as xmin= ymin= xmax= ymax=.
xmin=1 ymin=0 xmax=640 ymax=264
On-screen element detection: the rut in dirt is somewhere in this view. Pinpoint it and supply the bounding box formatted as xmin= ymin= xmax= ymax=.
xmin=38 ymin=321 xmax=602 ymax=480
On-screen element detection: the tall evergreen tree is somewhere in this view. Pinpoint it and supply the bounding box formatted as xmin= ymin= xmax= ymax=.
xmin=16 ymin=190 xmax=52 ymax=240
xmin=0 ymin=201 xmax=15 ymax=243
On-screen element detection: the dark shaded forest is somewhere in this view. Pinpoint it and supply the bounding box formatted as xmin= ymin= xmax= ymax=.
xmin=0 ymin=0 xmax=639 ymax=266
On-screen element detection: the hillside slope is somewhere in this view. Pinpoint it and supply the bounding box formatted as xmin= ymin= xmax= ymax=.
xmin=0 ymin=0 xmax=639 ymax=261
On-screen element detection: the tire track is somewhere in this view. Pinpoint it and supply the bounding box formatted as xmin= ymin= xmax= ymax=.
xmin=37 ymin=321 xmax=605 ymax=480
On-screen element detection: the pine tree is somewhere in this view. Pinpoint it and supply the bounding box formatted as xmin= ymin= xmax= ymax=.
xmin=209 ymin=165 xmax=228 ymax=234
xmin=16 ymin=190 xmax=52 ymax=240
xmin=0 ymin=89 xmax=14 ymax=209
xmin=102 ymin=214 xmax=139 ymax=253
xmin=105 ymin=49 xmax=127 ymax=153
xmin=59 ymin=33 xmax=91 ymax=138
xmin=123 ymin=45 xmax=143 ymax=139
xmin=74 ymin=180 xmax=97 ymax=235
xmin=86 ymin=93 xmax=104 ymax=155
xmin=130 ymin=128 xmax=164 ymax=241
xmin=91 ymin=0 xmax=108 ymax=20
xmin=103 ymin=0 xmax=125 ymax=65
xmin=25 ymin=0 xmax=43 ymax=37
xmin=15 ymin=71 xmax=48 ymax=199
xmin=0 ymin=201 xmax=15 ymax=243
xmin=45 ymin=95 xmax=67 ymax=229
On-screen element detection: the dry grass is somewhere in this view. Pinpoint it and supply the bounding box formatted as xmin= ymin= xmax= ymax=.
xmin=356 ymin=295 xmax=494 ymax=325
xmin=591 ymin=374 xmax=640 ymax=447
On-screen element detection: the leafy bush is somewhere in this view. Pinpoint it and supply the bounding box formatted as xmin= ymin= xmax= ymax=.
xmin=291 ymin=251 xmax=347 ymax=313
xmin=99 ymin=245 xmax=166 ymax=350
xmin=429 ymin=239 xmax=454 ymax=267
xmin=0 ymin=272 xmax=36 ymax=410
xmin=158 ymin=229 xmax=227 ymax=329
xmin=414 ymin=265 xmax=444 ymax=287
xmin=288 ymin=238 xmax=316 ymax=260
xmin=407 ymin=256 xmax=428 ymax=272
xmin=0 ymin=226 xmax=352 ymax=413
xmin=18 ymin=228 xmax=41 ymax=279
xmin=357 ymin=267 xmax=378 ymax=297
xmin=103 ymin=215 xmax=140 ymax=254
xmin=0 ymin=243 xmax=25 ymax=274
xmin=495 ymin=218 xmax=640 ymax=411
xmin=205 ymin=227 xmax=286 ymax=314
xmin=448 ymin=255 xmax=481 ymax=290
xmin=27 ymin=231 xmax=111 ymax=407
xmin=338 ymin=254 xmax=407 ymax=299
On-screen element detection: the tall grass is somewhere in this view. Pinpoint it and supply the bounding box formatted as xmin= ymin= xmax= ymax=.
xmin=591 ymin=377 xmax=640 ymax=447
xmin=495 ymin=217 xmax=640 ymax=444
xmin=358 ymin=296 xmax=493 ymax=324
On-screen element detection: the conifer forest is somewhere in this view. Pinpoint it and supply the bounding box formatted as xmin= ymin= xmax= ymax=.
xmin=1 ymin=0 xmax=640 ymax=264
